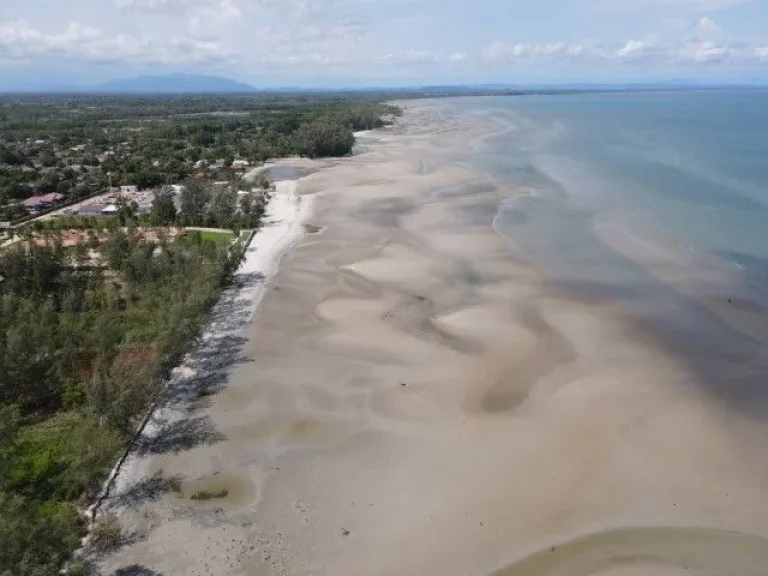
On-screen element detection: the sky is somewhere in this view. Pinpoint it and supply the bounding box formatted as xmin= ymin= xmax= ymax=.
xmin=1 ymin=0 xmax=767 ymax=88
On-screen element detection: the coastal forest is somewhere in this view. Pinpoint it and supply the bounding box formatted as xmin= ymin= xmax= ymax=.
xmin=0 ymin=93 xmax=397 ymax=576
xmin=0 ymin=224 xmax=246 ymax=575
xmin=0 ymin=94 xmax=398 ymax=222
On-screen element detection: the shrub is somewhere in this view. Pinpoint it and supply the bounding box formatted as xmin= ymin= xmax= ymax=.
xmin=190 ymin=489 xmax=228 ymax=501
xmin=90 ymin=511 xmax=123 ymax=552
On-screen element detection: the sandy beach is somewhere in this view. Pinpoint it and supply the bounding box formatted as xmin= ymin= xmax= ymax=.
xmin=97 ymin=105 xmax=768 ymax=576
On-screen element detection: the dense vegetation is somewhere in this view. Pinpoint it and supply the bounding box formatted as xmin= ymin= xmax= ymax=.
xmin=0 ymin=94 xmax=399 ymax=217
xmin=175 ymin=176 xmax=267 ymax=230
xmin=0 ymin=226 xmax=245 ymax=576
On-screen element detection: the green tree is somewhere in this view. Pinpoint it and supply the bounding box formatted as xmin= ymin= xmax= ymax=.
xmin=253 ymin=171 xmax=270 ymax=190
xmin=87 ymin=353 xmax=156 ymax=437
xmin=39 ymin=151 xmax=57 ymax=168
xmin=103 ymin=228 xmax=132 ymax=271
xmin=150 ymin=191 xmax=178 ymax=225
xmin=179 ymin=179 xmax=211 ymax=226
xmin=295 ymin=120 xmax=355 ymax=158
xmin=208 ymin=188 xmax=237 ymax=228
xmin=239 ymin=192 xmax=265 ymax=229
xmin=0 ymin=404 xmax=20 ymax=478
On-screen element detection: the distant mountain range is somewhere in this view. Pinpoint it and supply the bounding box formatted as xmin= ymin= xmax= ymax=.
xmin=93 ymin=73 xmax=256 ymax=93
xmin=88 ymin=77 xmax=768 ymax=95
xmin=1 ymin=73 xmax=766 ymax=94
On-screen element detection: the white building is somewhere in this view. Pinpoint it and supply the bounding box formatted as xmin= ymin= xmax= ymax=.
xmin=120 ymin=185 xmax=139 ymax=195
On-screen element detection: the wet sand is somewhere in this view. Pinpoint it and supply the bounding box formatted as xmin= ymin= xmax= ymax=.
xmin=492 ymin=527 xmax=768 ymax=576
xmin=98 ymin=105 xmax=768 ymax=576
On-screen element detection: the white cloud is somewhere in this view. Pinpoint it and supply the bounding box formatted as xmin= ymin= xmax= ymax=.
xmin=0 ymin=18 xmax=234 ymax=64
xmin=379 ymin=50 xmax=438 ymax=65
xmin=696 ymin=16 xmax=724 ymax=38
xmin=482 ymin=36 xmax=768 ymax=66
xmin=254 ymin=0 xmax=338 ymax=18
xmin=117 ymin=0 xmax=241 ymax=34
xmin=677 ymin=40 xmax=730 ymax=62
xmin=655 ymin=0 xmax=752 ymax=6
xmin=217 ymin=0 xmax=241 ymax=20
xmin=482 ymin=41 xmax=509 ymax=60
xmin=617 ymin=39 xmax=645 ymax=57
xmin=2 ymin=0 xmax=767 ymax=82
xmin=116 ymin=0 xmax=236 ymax=13
xmin=484 ymin=41 xmax=593 ymax=60
xmin=187 ymin=0 xmax=241 ymax=36
xmin=241 ymin=20 xmax=366 ymax=69
xmin=598 ymin=0 xmax=757 ymax=11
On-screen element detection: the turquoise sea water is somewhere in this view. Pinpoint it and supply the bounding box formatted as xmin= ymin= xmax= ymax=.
xmin=432 ymin=92 xmax=768 ymax=411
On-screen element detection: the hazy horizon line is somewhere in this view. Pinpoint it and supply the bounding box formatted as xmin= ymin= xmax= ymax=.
xmin=2 ymin=80 xmax=768 ymax=96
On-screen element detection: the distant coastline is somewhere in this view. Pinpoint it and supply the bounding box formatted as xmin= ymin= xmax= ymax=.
xmin=4 ymin=74 xmax=768 ymax=95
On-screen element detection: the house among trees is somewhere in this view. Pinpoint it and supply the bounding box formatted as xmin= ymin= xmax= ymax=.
xmin=22 ymin=192 xmax=65 ymax=213
xmin=77 ymin=203 xmax=117 ymax=216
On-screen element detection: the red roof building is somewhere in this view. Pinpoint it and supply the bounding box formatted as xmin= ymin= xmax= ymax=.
xmin=23 ymin=193 xmax=64 ymax=207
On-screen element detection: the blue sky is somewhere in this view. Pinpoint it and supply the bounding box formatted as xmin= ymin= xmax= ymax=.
xmin=1 ymin=0 xmax=767 ymax=88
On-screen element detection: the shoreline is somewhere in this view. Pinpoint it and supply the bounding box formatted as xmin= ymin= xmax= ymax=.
xmin=92 ymin=177 xmax=313 ymax=537
xmin=96 ymin=104 xmax=768 ymax=576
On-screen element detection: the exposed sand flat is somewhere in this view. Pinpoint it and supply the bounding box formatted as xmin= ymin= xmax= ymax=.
xmin=342 ymin=244 xmax=446 ymax=290
xmin=97 ymin=105 xmax=768 ymax=576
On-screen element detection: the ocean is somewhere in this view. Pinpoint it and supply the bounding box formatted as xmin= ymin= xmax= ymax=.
xmin=432 ymin=92 xmax=768 ymax=411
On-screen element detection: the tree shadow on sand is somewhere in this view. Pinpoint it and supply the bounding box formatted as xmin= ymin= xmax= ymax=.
xmin=124 ymin=267 xmax=267 ymax=460
xmin=109 ymin=472 xmax=183 ymax=508
xmin=159 ymin=271 xmax=266 ymax=410
xmin=163 ymin=334 xmax=251 ymax=409
xmin=133 ymin=415 xmax=225 ymax=456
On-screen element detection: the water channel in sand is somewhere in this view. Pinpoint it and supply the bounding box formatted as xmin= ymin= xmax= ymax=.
xmin=492 ymin=527 xmax=768 ymax=576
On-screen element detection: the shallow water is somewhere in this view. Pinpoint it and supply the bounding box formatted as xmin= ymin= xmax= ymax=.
xmin=443 ymin=92 xmax=768 ymax=299
xmin=267 ymin=165 xmax=305 ymax=181
xmin=424 ymin=93 xmax=768 ymax=414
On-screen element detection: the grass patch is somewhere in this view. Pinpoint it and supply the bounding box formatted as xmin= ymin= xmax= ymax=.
xmin=8 ymin=411 xmax=123 ymax=502
xmin=190 ymin=489 xmax=229 ymax=501
xmin=180 ymin=229 xmax=235 ymax=250
xmin=198 ymin=230 xmax=235 ymax=243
